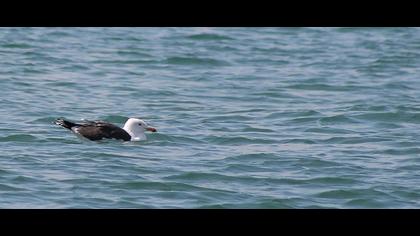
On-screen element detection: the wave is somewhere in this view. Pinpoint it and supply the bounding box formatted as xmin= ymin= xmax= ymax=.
xmin=163 ymin=172 xmax=270 ymax=184
xmin=98 ymin=115 xmax=129 ymax=123
xmin=381 ymin=148 xmax=420 ymax=156
xmin=344 ymin=198 xmax=388 ymax=208
xmin=251 ymin=91 xmax=298 ymax=99
xmin=197 ymin=199 xmax=293 ymax=209
xmin=286 ymin=83 xmax=365 ymax=92
xmin=266 ymin=110 xmax=322 ymax=119
xmin=107 ymin=180 xmax=236 ymax=193
xmin=2 ymin=43 xmax=32 ymax=49
xmin=241 ymin=127 xmax=275 ymax=133
xmin=318 ymin=114 xmax=360 ymax=125
xmin=37 ymin=115 xmax=129 ymax=125
xmin=32 ymin=117 xmax=58 ymax=123
xmin=204 ymin=136 xmax=278 ymax=145
xmin=221 ymin=163 xmax=276 ymax=173
xmin=304 ymin=127 xmax=356 ymax=134
xmin=282 ymin=117 xmax=320 ymax=125
xmin=147 ymin=133 xmax=205 ymax=145
xmin=318 ymin=136 xmax=391 ymax=145
xmin=92 ymin=59 xmax=158 ymax=64
xmin=186 ymin=33 xmax=234 ymax=41
xmin=116 ymin=50 xmax=153 ymax=57
xmin=0 ymin=134 xmax=38 ymax=142
xmin=202 ymin=115 xmax=254 ymax=123
xmin=305 ymin=176 xmax=361 ymax=185
xmin=0 ymin=183 xmax=27 ymax=191
xmin=45 ymin=81 xmax=78 ymax=87
xmin=223 ymin=153 xmax=279 ymax=162
xmin=282 ymin=138 xmax=316 ymax=144
xmin=353 ymin=112 xmax=420 ymax=124
xmin=315 ymin=189 xmax=364 ymax=199
xmin=164 ymin=57 xmax=230 ymax=66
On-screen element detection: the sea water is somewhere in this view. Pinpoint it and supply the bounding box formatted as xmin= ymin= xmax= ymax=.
xmin=1 ymin=27 xmax=420 ymax=208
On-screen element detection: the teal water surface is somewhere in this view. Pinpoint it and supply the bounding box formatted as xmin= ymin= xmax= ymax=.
xmin=1 ymin=27 xmax=420 ymax=208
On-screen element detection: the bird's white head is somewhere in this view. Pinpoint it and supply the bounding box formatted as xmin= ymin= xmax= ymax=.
xmin=123 ymin=118 xmax=157 ymax=141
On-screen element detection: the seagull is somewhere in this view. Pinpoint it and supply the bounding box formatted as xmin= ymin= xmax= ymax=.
xmin=54 ymin=118 xmax=157 ymax=141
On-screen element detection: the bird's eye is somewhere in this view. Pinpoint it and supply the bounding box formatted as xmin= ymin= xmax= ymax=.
xmin=138 ymin=124 xmax=142 ymax=126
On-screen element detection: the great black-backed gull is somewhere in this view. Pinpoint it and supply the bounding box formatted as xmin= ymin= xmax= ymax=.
xmin=54 ymin=118 xmax=157 ymax=141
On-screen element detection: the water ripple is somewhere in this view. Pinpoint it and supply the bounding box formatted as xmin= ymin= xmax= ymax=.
xmin=1 ymin=27 xmax=420 ymax=208
xmin=186 ymin=33 xmax=234 ymax=41
xmin=164 ymin=56 xmax=230 ymax=66
xmin=0 ymin=134 xmax=39 ymax=142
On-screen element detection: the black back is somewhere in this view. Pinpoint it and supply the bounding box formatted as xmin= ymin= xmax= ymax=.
xmin=73 ymin=120 xmax=131 ymax=141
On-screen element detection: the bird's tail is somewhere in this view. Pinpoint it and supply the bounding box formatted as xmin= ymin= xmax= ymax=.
xmin=54 ymin=118 xmax=77 ymax=130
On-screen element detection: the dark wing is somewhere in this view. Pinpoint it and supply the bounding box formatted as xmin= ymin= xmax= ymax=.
xmin=76 ymin=121 xmax=131 ymax=141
